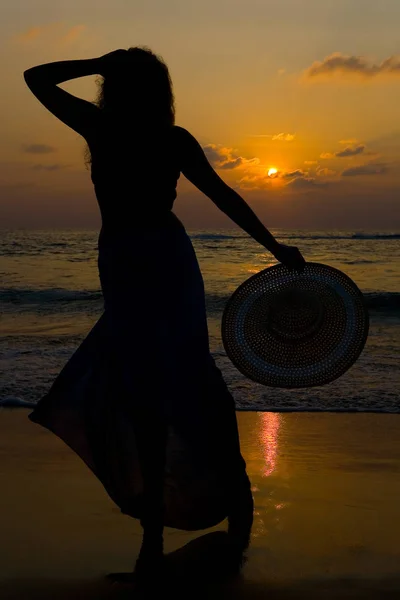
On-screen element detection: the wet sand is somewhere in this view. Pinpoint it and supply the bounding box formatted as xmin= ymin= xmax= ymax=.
xmin=0 ymin=410 xmax=399 ymax=598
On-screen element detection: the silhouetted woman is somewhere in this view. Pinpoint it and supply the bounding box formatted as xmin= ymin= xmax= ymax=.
xmin=24 ymin=48 xmax=304 ymax=582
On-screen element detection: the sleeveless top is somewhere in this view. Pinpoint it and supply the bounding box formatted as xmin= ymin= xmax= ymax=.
xmin=88 ymin=119 xmax=181 ymax=231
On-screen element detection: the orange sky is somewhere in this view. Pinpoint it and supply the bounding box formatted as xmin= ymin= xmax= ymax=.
xmin=1 ymin=0 xmax=400 ymax=229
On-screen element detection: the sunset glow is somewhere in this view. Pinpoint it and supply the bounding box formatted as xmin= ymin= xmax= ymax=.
xmin=1 ymin=1 xmax=400 ymax=229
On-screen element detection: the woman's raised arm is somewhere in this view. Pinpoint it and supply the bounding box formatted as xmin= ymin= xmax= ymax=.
xmin=24 ymin=58 xmax=101 ymax=137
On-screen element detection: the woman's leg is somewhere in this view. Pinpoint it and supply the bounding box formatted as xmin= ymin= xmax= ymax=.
xmin=105 ymin=406 xmax=167 ymax=586
xmin=130 ymin=404 xmax=168 ymax=573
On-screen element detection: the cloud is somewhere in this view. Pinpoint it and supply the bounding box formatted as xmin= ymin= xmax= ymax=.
xmin=335 ymin=144 xmax=365 ymax=157
xmin=320 ymin=144 xmax=366 ymax=159
xmin=341 ymin=162 xmax=389 ymax=176
xmin=220 ymin=157 xmax=244 ymax=170
xmin=305 ymin=53 xmax=400 ymax=79
xmin=285 ymin=176 xmax=324 ymax=190
xmin=61 ymin=25 xmax=86 ymax=44
xmin=22 ymin=144 xmax=57 ymax=154
xmin=17 ymin=26 xmax=45 ymax=42
xmin=317 ymin=168 xmax=336 ymax=177
xmin=237 ymin=174 xmax=270 ymax=190
xmin=203 ymin=144 xmax=259 ymax=170
xmin=32 ymin=164 xmax=67 ymax=171
xmin=304 ymin=160 xmax=318 ymax=165
xmin=281 ymin=169 xmax=305 ymax=179
xmin=247 ymin=133 xmax=295 ymax=140
xmin=280 ymin=168 xmax=330 ymax=189
xmin=271 ymin=133 xmax=296 ymax=142
xmin=16 ymin=23 xmax=85 ymax=45
xmin=237 ymin=167 xmax=329 ymax=191
xmin=236 ymin=167 xmax=300 ymax=189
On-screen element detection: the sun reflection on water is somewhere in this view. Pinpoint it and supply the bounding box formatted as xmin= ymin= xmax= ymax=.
xmin=258 ymin=412 xmax=281 ymax=477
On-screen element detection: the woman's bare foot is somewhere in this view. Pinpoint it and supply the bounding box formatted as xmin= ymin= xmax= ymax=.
xmin=106 ymin=556 xmax=164 ymax=587
xmin=133 ymin=534 xmax=165 ymax=590
xmin=106 ymin=536 xmax=164 ymax=586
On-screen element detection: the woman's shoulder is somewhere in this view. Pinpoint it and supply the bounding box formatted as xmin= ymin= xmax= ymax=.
xmin=171 ymin=125 xmax=199 ymax=150
xmin=172 ymin=124 xmax=190 ymax=139
xmin=171 ymin=125 xmax=185 ymax=132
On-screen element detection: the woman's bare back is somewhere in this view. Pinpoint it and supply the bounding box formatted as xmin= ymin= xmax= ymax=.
xmin=88 ymin=124 xmax=184 ymax=226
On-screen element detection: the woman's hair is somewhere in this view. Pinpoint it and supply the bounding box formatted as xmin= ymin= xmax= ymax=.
xmin=85 ymin=46 xmax=175 ymax=167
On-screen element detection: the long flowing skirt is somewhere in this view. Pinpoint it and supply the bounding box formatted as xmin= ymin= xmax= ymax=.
xmin=29 ymin=213 xmax=249 ymax=531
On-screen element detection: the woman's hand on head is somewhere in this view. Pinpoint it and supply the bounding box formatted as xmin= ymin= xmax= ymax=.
xmin=97 ymin=49 xmax=129 ymax=76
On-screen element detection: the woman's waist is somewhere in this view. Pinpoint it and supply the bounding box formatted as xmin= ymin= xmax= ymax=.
xmin=100 ymin=210 xmax=181 ymax=233
xmin=98 ymin=211 xmax=187 ymax=248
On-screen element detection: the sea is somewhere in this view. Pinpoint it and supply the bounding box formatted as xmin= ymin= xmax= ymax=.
xmin=1 ymin=228 xmax=399 ymax=413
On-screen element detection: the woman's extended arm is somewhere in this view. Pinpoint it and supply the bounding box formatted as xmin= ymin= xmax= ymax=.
xmin=23 ymin=50 xmax=131 ymax=137
xmin=179 ymin=127 xmax=305 ymax=270
xmin=24 ymin=58 xmax=101 ymax=137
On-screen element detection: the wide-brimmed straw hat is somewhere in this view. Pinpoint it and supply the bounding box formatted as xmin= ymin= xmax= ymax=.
xmin=221 ymin=263 xmax=369 ymax=389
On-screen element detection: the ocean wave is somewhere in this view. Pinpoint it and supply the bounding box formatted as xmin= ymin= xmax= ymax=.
xmin=205 ymin=291 xmax=400 ymax=314
xmin=1 ymin=395 xmax=399 ymax=413
xmin=190 ymin=233 xmax=245 ymax=241
xmin=277 ymin=233 xmax=400 ymax=241
xmin=341 ymin=259 xmax=375 ymax=265
xmin=2 ymin=232 xmax=399 ymax=257
xmin=191 ymin=232 xmax=399 ymax=241
xmin=280 ymin=235 xmax=352 ymax=240
xmin=1 ymin=288 xmax=399 ymax=315
xmin=351 ymin=233 xmax=400 ymax=240
xmin=364 ymin=292 xmax=400 ymax=312
xmin=0 ymin=397 xmax=36 ymax=408
xmin=0 ymin=288 xmax=102 ymax=305
xmin=190 ymin=233 xmax=359 ymax=241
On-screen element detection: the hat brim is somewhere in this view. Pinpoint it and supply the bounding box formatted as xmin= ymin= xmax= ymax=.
xmin=221 ymin=262 xmax=369 ymax=389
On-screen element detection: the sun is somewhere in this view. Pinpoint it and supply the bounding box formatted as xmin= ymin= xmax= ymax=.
xmin=268 ymin=167 xmax=278 ymax=177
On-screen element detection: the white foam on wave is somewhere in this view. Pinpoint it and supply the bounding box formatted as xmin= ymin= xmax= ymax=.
xmin=0 ymin=397 xmax=36 ymax=408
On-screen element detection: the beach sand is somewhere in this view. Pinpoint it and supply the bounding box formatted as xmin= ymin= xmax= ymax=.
xmin=0 ymin=409 xmax=399 ymax=598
